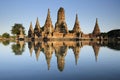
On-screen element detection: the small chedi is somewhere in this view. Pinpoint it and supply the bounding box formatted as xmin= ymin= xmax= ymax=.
xmin=19 ymin=27 xmax=25 ymax=40
xmin=28 ymin=7 xmax=101 ymax=41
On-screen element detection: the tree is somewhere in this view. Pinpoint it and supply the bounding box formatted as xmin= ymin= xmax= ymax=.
xmin=107 ymin=29 xmax=120 ymax=38
xmin=11 ymin=24 xmax=25 ymax=36
xmin=2 ymin=32 xmax=10 ymax=38
xmin=11 ymin=43 xmax=25 ymax=55
xmin=2 ymin=40 xmax=10 ymax=46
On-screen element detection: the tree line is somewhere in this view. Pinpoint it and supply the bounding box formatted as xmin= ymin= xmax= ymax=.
xmin=0 ymin=24 xmax=25 ymax=39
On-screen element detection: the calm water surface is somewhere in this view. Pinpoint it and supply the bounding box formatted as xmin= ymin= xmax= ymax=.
xmin=0 ymin=40 xmax=120 ymax=80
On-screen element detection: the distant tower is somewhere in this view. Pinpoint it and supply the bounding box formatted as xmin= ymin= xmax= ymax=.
xmin=55 ymin=7 xmax=68 ymax=34
xmin=34 ymin=17 xmax=41 ymax=39
xmin=44 ymin=9 xmax=54 ymax=34
xmin=73 ymin=14 xmax=81 ymax=33
xmin=28 ymin=22 xmax=34 ymax=38
xmin=92 ymin=18 xmax=100 ymax=35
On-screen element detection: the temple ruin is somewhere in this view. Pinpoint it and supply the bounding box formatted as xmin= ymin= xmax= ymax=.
xmin=28 ymin=7 xmax=101 ymax=41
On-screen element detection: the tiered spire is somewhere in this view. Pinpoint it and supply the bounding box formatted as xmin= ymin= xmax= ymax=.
xmin=28 ymin=22 xmax=34 ymax=38
xmin=73 ymin=14 xmax=81 ymax=33
xmin=44 ymin=9 xmax=54 ymax=33
xmin=46 ymin=9 xmax=50 ymax=21
xmin=35 ymin=17 xmax=41 ymax=31
xmin=36 ymin=18 xmax=40 ymax=26
xmin=34 ymin=18 xmax=41 ymax=38
xmin=34 ymin=17 xmax=41 ymax=34
xmin=92 ymin=18 xmax=100 ymax=35
xmin=28 ymin=22 xmax=34 ymax=34
xmin=29 ymin=22 xmax=34 ymax=32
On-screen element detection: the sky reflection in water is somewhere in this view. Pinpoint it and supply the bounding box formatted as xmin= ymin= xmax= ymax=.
xmin=0 ymin=40 xmax=120 ymax=80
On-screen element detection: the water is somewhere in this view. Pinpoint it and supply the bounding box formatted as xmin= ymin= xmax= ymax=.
xmin=0 ymin=40 xmax=120 ymax=80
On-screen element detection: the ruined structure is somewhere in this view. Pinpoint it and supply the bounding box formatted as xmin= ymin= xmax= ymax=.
xmin=27 ymin=7 xmax=101 ymax=40
xmin=73 ymin=14 xmax=81 ymax=33
xmin=92 ymin=18 xmax=101 ymax=36
xmin=43 ymin=9 xmax=54 ymax=38
xmin=28 ymin=22 xmax=34 ymax=39
xmin=34 ymin=18 xmax=41 ymax=39
xmin=19 ymin=27 xmax=25 ymax=40
xmin=55 ymin=7 xmax=68 ymax=34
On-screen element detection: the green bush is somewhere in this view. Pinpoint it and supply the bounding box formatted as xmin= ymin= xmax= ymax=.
xmin=2 ymin=33 xmax=10 ymax=38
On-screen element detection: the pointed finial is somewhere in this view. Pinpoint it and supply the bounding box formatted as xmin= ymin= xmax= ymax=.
xmin=73 ymin=14 xmax=81 ymax=32
xmin=46 ymin=8 xmax=50 ymax=20
xmin=76 ymin=14 xmax=78 ymax=23
xmin=29 ymin=22 xmax=34 ymax=32
xmin=96 ymin=18 xmax=98 ymax=24
xmin=75 ymin=14 xmax=80 ymax=24
xmin=36 ymin=17 xmax=39 ymax=24
xmin=92 ymin=18 xmax=100 ymax=34
xmin=36 ymin=17 xmax=40 ymax=25
xmin=48 ymin=8 xmax=50 ymax=15
xmin=35 ymin=17 xmax=41 ymax=30
xmin=30 ymin=22 xmax=32 ymax=28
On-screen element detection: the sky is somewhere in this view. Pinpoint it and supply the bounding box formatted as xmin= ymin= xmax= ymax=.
xmin=0 ymin=0 xmax=120 ymax=35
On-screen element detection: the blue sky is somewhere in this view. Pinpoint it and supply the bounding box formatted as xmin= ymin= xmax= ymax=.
xmin=0 ymin=0 xmax=120 ymax=35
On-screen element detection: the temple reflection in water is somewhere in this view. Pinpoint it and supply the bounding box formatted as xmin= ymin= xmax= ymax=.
xmin=9 ymin=40 xmax=113 ymax=71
